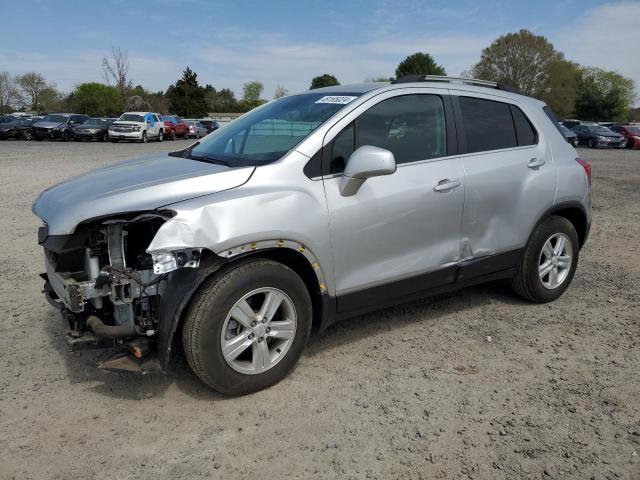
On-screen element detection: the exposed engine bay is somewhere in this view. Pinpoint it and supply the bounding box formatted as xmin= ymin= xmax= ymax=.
xmin=40 ymin=211 xmax=203 ymax=371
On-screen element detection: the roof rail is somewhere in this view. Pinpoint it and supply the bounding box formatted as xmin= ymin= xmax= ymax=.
xmin=391 ymin=75 xmax=520 ymax=93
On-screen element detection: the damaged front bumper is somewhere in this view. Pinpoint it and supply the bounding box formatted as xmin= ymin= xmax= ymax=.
xmin=38 ymin=213 xmax=209 ymax=373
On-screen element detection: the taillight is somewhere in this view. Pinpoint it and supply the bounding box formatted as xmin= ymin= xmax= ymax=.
xmin=576 ymin=157 xmax=591 ymax=186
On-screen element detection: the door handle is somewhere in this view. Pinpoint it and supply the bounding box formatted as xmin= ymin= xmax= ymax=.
xmin=528 ymin=158 xmax=546 ymax=168
xmin=433 ymin=179 xmax=461 ymax=192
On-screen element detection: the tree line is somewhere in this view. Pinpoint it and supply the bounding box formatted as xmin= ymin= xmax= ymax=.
xmin=0 ymin=32 xmax=637 ymax=121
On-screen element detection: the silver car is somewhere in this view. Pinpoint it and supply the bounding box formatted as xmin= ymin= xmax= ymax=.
xmin=186 ymin=120 xmax=207 ymax=138
xmin=33 ymin=76 xmax=592 ymax=395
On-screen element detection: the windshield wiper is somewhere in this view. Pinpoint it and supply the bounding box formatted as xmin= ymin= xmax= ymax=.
xmin=188 ymin=152 xmax=231 ymax=167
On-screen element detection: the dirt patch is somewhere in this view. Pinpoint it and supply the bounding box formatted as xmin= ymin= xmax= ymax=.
xmin=0 ymin=140 xmax=638 ymax=479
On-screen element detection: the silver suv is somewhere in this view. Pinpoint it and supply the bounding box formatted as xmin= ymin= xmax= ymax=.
xmin=33 ymin=76 xmax=592 ymax=395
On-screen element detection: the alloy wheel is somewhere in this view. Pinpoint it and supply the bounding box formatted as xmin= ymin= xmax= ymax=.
xmin=538 ymin=233 xmax=573 ymax=289
xmin=220 ymin=287 xmax=297 ymax=375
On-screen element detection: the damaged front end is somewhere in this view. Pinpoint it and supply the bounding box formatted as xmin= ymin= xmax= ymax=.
xmin=39 ymin=210 xmax=204 ymax=373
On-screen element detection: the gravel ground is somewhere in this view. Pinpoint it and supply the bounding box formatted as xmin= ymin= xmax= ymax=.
xmin=0 ymin=139 xmax=638 ymax=480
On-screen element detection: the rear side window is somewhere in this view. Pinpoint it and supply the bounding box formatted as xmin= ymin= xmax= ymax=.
xmin=459 ymin=97 xmax=517 ymax=153
xmin=510 ymin=105 xmax=537 ymax=146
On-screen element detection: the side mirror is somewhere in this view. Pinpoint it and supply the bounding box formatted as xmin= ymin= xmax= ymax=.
xmin=339 ymin=145 xmax=396 ymax=197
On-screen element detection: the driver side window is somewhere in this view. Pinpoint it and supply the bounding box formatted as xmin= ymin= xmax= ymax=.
xmin=327 ymin=94 xmax=447 ymax=174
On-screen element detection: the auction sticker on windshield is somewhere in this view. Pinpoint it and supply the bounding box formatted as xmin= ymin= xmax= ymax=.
xmin=315 ymin=96 xmax=358 ymax=104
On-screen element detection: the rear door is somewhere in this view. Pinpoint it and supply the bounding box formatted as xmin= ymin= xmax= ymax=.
xmin=451 ymin=93 xmax=556 ymax=270
xmin=322 ymin=90 xmax=465 ymax=311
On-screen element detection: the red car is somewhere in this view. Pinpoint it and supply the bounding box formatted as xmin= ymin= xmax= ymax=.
xmin=161 ymin=115 xmax=189 ymax=140
xmin=609 ymin=124 xmax=640 ymax=149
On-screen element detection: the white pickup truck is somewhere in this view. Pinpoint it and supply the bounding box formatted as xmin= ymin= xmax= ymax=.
xmin=109 ymin=112 xmax=164 ymax=143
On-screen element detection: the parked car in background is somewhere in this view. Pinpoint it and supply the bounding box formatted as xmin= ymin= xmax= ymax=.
xmin=186 ymin=120 xmax=207 ymax=138
xmin=562 ymin=119 xmax=583 ymax=129
xmin=572 ymin=124 xmax=627 ymax=149
xmin=0 ymin=117 xmax=34 ymax=139
xmin=559 ymin=124 xmax=578 ymax=147
xmin=0 ymin=115 xmax=17 ymax=124
xmin=73 ymin=118 xmax=113 ymax=142
xmin=109 ymin=112 xmax=164 ymax=143
xmin=33 ymin=77 xmax=592 ymax=395
xmin=161 ymin=115 xmax=189 ymax=140
xmin=198 ymin=119 xmax=220 ymax=134
xmin=608 ymin=124 xmax=640 ymax=149
xmin=32 ymin=114 xmax=89 ymax=141
xmin=0 ymin=117 xmax=42 ymax=140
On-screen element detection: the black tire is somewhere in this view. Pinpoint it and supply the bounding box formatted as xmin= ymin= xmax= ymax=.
xmin=22 ymin=130 xmax=32 ymax=141
xmin=588 ymin=138 xmax=596 ymax=149
xmin=157 ymin=130 xmax=164 ymax=142
xmin=170 ymin=131 xmax=176 ymax=141
xmin=141 ymin=131 xmax=147 ymax=143
xmin=61 ymin=131 xmax=69 ymax=142
xmin=102 ymin=132 xmax=108 ymax=142
xmin=511 ymin=216 xmax=579 ymax=303
xmin=183 ymin=258 xmax=312 ymax=395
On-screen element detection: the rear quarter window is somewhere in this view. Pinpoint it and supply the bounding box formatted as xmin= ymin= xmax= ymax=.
xmin=459 ymin=96 xmax=517 ymax=153
xmin=510 ymin=105 xmax=538 ymax=146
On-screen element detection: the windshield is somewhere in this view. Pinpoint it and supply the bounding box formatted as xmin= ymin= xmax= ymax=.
xmin=595 ymin=126 xmax=613 ymax=133
xmin=84 ymin=118 xmax=106 ymax=126
xmin=42 ymin=115 xmax=67 ymax=123
xmin=118 ymin=113 xmax=145 ymax=122
xmin=189 ymin=93 xmax=362 ymax=166
xmin=161 ymin=115 xmax=176 ymax=123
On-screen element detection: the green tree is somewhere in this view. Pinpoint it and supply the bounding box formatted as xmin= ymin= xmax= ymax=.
xmin=395 ymin=53 xmax=446 ymax=78
xmin=574 ymin=67 xmax=635 ymax=121
xmin=66 ymin=82 xmax=123 ymax=117
xmin=310 ymin=74 xmax=339 ymax=90
xmin=541 ymin=60 xmax=580 ymax=118
xmin=17 ymin=72 xmax=49 ymax=113
xmin=166 ymin=67 xmax=208 ymax=117
xmin=239 ymin=81 xmax=266 ymax=111
xmin=472 ymin=30 xmax=563 ymax=96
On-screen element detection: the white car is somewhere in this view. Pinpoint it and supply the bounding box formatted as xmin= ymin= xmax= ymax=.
xmin=109 ymin=112 xmax=164 ymax=143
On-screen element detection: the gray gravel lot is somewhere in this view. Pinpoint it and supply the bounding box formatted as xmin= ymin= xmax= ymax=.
xmin=0 ymin=139 xmax=639 ymax=479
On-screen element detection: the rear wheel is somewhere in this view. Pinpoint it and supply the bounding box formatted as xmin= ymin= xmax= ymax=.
xmin=183 ymin=258 xmax=312 ymax=395
xmin=511 ymin=216 xmax=579 ymax=303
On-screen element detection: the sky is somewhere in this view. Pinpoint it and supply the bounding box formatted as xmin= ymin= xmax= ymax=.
xmin=1 ymin=0 xmax=639 ymax=100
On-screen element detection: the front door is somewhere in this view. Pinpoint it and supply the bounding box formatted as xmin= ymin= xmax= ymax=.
xmin=322 ymin=93 xmax=465 ymax=312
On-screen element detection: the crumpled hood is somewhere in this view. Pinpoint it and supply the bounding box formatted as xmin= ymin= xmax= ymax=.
xmin=33 ymin=153 xmax=255 ymax=235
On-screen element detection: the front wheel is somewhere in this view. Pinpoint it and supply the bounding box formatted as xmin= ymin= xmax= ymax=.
xmin=588 ymin=138 xmax=596 ymax=149
xmin=61 ymin=131 xmax=70 ymax=142
xmin=22 ymin=130 xmax=32 ymax=140
xmin=511 ymin=216 xmax=579 ymax=303
xmin=157 ymin=130 xmax=164 ymax=142
xmin=183 ymin=258 xmax=312 ymax=395
xmin=140 ymin=131 xmax=147 ymax=143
